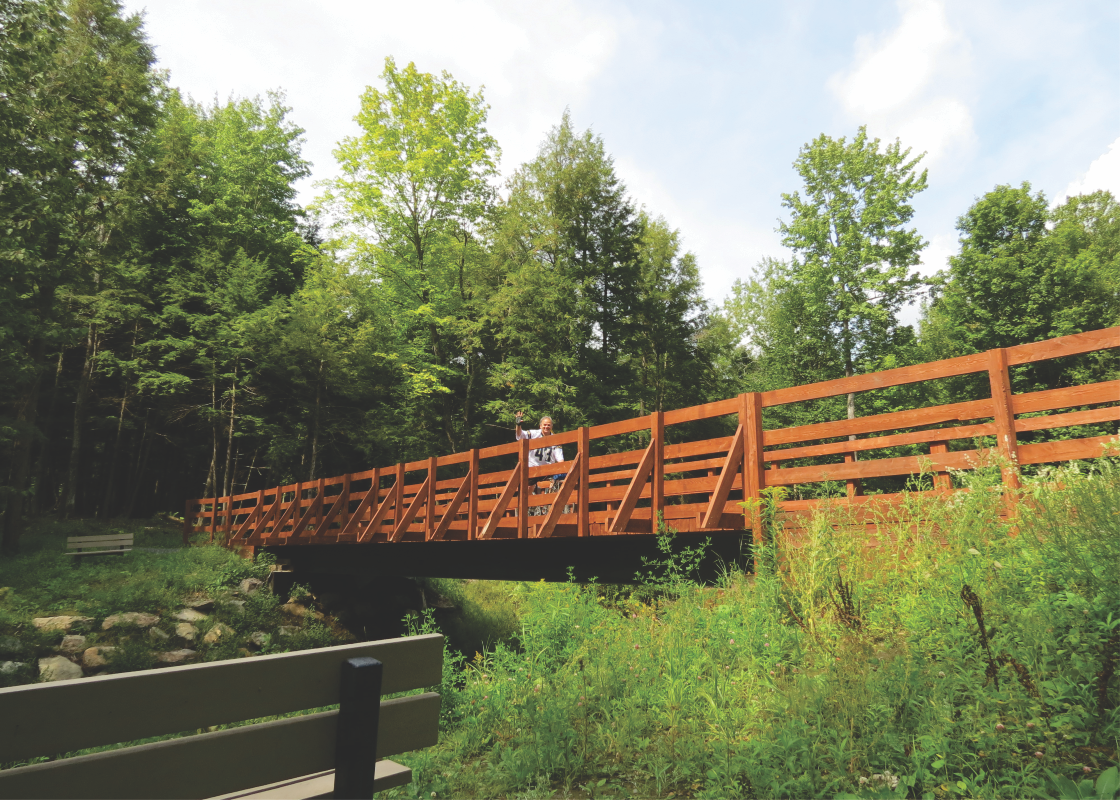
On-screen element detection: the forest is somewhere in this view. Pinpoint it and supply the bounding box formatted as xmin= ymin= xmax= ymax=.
xmin=2 ymin=0 xmax=1118 ymax=553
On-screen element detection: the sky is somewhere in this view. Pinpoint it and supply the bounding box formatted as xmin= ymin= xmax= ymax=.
xmin=123 ymin=0 xmax=1120 ymax=320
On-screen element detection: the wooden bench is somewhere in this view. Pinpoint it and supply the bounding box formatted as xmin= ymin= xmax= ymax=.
xmin=0 ymin=633 xmax=443 ymax=799
xmin=67 ymin=533 xmax=133 ymax=563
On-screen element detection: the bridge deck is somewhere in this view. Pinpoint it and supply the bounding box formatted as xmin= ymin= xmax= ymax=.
xmin=185 ymin=329 xmax=1119 ymax=549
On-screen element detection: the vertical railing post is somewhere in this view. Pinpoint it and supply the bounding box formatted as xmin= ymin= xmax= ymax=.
xmin=313 ymin=477 xmax=325 ymax=537
xmin=426 ymin=456 xmax=437 ymax=541
xmin=251 ymin=488 xmax=263 ymax=541
xmin=578 ymin=426 xmax=590 ymax=537
xmin=338 ymin=472 xmax=352 ymax=540
xmin=652 ymin=411 xmax=664 ymax=534
xmin=743 ymin=392 xmax=765 ymax=546
xmin=929 ymin=442 xmax=951 ymax=491
xmin=222 ymin=494 xmax=233 ymax=544
xmin=987 ymin=347 xmax=1021 ymax=512
xmin=518 ymin=436 xmax=529 ymax=539
xmin=394 ymin=462 xmax=404 ymax=534
xmin=468 ymin=448 xmax=479 ymax=540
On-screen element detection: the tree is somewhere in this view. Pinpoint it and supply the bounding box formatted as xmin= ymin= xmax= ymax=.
xmin=631 ymin=213 xmax=710 ymax=415
xmin=1 ymin=0 xmax=160 ymax=551
xmin=923 ymin=185 xmax=1119 ymax=390
xmin=321 ymin=57 xmax=500 ymax=453
xmin=485 ymin=112 xmax=643 ymax=427
xmin=777 ymin=126 xmax=928 ymax=421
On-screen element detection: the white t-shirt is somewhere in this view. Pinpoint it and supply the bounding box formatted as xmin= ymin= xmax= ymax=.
xmin=516 ymin=428 xmax=564 ymax=469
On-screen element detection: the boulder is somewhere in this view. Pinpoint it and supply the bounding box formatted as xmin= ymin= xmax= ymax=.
xmin=102 ymin=612 xmax=159 ymax=630
xmin=39 ymin=655 xmax=83 ymax=681
xmin=277 ymin=626 xmax=300 ymax=637
xmin=203 ymin=623 xmax=234 ymax=645
xmin=149 ymin=627 xmax=171 ymax=643
xmin=239 ymin=578 xmax=264 ymax=596
xmin=173 ymin=608 xmax=208 ymax=623
xmin=33 ymin=616 xmax=94 ymax=633
xmin=0 ymin=635 xmax=29 ymax=658
xmin=281 ymin=602 xmax=324 ymax=621
xmin=59 ymin=635 xmax=87 ymax=654
xmin=224 ymin=599 xmax=246 ymax=613
xmin=175 ymin=623 xmax=198 ymax=642
xmin=0 ymin=661 xmax=28 ymax=676
xmin=183 ymin=597 xmax=215 ymax=612
xmin=82 ymin=646 xmax=116 ymax=669
xmin=156 ymin=649 xmax=197 ymax=665
xmin=248 ymin=631 xmax=268 ymax=649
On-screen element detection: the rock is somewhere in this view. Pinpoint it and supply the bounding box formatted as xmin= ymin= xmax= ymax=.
xmin=277 ymin=626 xmax=300 ymax=637
xmin=183 ymin=597 xmax=214 ymax=612
xmin=33 ymin=616 xmax=94 ymax=633
xmin=203 ymin=623 xmax=234 ymax=645
xmin=237 ymin=648 xmax=254 ymax=658
xmin=175 ymin=623 xmax=198 ymax=642
xmin=59 ymin=635 xmax=87 ymax=654
xmin=0 ymin=635 xmax=29 ymax=658
xmin=39 ymin=655 xmax=83 ymax=681
xmin=173 ymin=608 xmax=208 ymax=623
xmin=0 ymin=661 xmax=28 ymax=676
xmin=149 ymin=627 xmax=171 ymax=642
xmin=239 ymin=578 xmax=263 ymax=596
xmin=280 ymin=602 xmax=323 ymax=621
xmin=225 ymin=599 xmax=246 ymax=613
xmin=155 ymin=649 xmax=197 ymax=665
xmin=102 ymin=612 xmax=159 ymax=630
xmin=82 ymin=646 xmax=116 ymax=669
xmin=248 ymin=631 xmax=268 ymax=649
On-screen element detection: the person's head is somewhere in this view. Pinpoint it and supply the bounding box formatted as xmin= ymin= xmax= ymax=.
xmin=539 ymin=415 xmax=553 ymax=435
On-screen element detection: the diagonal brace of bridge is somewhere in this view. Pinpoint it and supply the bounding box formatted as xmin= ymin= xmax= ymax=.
xmin=185 ymin=328 xmax=1119 ymax=552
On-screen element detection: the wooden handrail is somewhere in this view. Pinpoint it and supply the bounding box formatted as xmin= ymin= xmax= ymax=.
xmin=183 ymin=327 xmax=1120 ymax=544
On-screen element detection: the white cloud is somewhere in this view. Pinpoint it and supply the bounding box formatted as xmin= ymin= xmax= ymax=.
xmin=1059 ymin=136 xmax=1120 ymax=202
xmin=829 ymin=0 xmax=975 ymax=167
xmin=126 ymin=0 xmax=626 ymax=203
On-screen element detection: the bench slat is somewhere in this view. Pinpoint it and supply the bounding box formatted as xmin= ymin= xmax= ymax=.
xmin=0 ymin=634 xmax=443 ymax=763
xmin=67 ymin=548 xmax=132 ymax=556
xmin=210 ymin=761 xmax=413 ymax=799
xmin=67 ymin=535 xmax=134 ymax=545
xmin=0 ymin=694 xmax=438 ymax=800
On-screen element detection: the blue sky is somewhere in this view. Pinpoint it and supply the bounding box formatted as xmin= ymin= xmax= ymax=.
xmin=124 ymin=0 xmax=1119 ymax=318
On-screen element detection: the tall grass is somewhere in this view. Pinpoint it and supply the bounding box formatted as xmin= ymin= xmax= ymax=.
xmin=392 ymin=461 xmax=1120 ymax=799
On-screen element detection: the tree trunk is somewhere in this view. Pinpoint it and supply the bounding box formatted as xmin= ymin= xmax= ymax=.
xmin=62 ymin=323 xmax=97 ymax=516
xmin=309 ymin=359 xmax=323 ymax=481
xmin=124 ymin=410 xmax=150 ymax=518
xmin=222 ymin=363 xmax=237 ymax=499
xmin=1 ymin=339 xmax=46 ymax=553
xmin=203 ymin=378 xmax=217 ymax=499
xmin=28 ymin=349 xmax=65 ymax=518
xmin=99 ymin=392 xmax=128 ymax=519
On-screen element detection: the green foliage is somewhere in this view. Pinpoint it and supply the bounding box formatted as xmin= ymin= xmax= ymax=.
xmin=776 ymin=126 xmax=928 ymax=382
xmin=384 ymin=465 xmax=1120 ymax=800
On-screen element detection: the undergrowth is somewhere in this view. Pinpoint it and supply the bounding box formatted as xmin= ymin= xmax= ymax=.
xmin=387 ymin=460 xmax=1120 ymax=800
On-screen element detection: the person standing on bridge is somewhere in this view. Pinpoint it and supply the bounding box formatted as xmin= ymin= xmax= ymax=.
xmin=514 ymin=412 xmax=564 ymax=516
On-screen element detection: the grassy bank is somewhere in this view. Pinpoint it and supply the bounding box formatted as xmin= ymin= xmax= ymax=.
xmin=0 ymin=518 xmax=342 ymax=690
xmin=393 ymin=461 xmax=1119 ymax=799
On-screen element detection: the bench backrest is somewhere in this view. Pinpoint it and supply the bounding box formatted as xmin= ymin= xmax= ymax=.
xmin=0 ymin=633 xmax=443 ymax=799
xmin=66 ymin=533 xmax=134 ymax=551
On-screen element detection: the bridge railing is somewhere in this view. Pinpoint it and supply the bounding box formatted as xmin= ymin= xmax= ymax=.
xmin=184 ymin=327 xmax=1119 ymax=547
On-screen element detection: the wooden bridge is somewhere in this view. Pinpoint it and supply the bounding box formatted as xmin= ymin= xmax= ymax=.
xmin=185 ymin=328 xmax=1119 ymax=559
